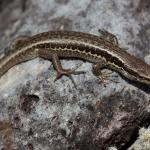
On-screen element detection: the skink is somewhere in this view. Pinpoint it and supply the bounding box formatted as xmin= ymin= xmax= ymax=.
xmin=0 ymin=30 xmax=150 ymax=85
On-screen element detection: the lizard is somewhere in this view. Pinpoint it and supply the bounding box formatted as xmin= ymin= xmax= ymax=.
xmin=0 ymin=30 xmax=150 ymax=86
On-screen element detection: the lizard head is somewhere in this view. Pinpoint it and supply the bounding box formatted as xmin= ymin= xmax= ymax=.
xmin=135 ymin=61 xmax=150 ymax=85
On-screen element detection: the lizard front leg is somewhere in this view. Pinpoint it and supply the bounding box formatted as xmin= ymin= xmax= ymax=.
xmin=92 ymin=61 xmax=117 ymax=84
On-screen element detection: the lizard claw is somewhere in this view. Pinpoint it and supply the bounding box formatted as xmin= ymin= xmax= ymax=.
xmin=54 ymin=68 xmax=85 ymax=85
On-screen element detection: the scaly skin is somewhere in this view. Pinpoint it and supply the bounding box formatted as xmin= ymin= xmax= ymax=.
xmin=0 ymin=31 xmax=150 ymax=85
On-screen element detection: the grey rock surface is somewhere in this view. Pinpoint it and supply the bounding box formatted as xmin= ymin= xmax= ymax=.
xmin=0 ymin=0 xmax=150 ymax=149
xmin=128 ymin=127 xmax=150 ymax=150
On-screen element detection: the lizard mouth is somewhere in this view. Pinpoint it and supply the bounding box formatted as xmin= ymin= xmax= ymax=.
xmin=139 ymin=75 xmax=150 ymax=85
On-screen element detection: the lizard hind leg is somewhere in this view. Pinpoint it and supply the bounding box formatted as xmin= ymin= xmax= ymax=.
xmin=52 ymin=54 xmax=85 ymax=86
xmin=98 ymin=29 xmax=119 ymax=46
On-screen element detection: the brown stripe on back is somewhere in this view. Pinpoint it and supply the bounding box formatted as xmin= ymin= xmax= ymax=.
xmin=34 ymin=42 xmax=142 ymax=79
xmin=23 ymin=31 xmax=117 ymax=49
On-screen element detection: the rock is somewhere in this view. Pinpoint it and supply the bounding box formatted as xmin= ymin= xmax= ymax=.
xmin=0 ymin=0 xmax=150 ymax=149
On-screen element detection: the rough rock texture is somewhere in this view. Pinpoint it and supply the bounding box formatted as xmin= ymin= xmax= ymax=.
xmin=0 ymin=0 xmax=150 ymax=150
xmin=128 ymin=127 xmax=150 ymax=150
